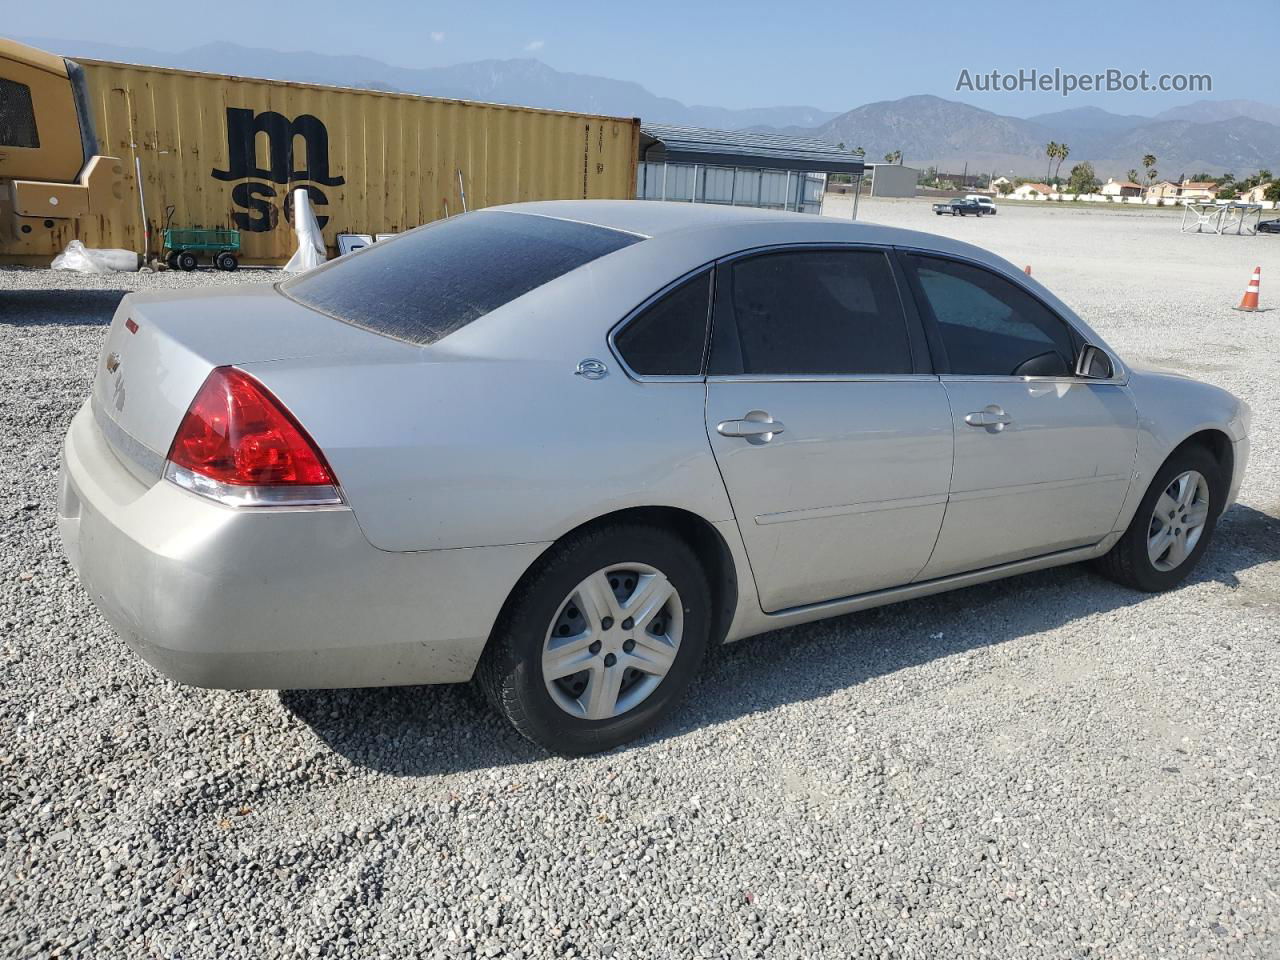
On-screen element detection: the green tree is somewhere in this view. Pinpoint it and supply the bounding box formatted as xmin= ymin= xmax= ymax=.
xmin=882 ymin=149 xmax=902 ymax=164
xmin=1054 ymin=143 xmax=1070 ymax=180
xmin=1265 ymin=182 xmax=1280 ymax=202
xmin=1142 ymin=154 xmax=1158 ymax=185
xmin=997 ymin=180 xmax=1014 ymax=196
xmin=1045 ymin=141 xmax=1059 ymax=182
xmin=1067 ymin=162 xmax=1099 ymax=195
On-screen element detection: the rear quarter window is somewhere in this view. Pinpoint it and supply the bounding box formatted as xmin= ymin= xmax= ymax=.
xmin=281 ymin=211 xmax=642 ymax=346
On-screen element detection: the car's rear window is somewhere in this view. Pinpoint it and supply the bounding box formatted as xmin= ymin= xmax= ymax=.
xmin=280 ymin=210 xmax=643 ymax=346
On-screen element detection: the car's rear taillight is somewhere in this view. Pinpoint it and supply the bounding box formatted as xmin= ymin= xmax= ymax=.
xmin=164 ymin=366 xmax=342 ymax=507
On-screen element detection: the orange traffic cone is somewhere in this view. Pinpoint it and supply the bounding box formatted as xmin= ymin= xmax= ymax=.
xmin=1233 ymin=266 xmax=1261 ymax=312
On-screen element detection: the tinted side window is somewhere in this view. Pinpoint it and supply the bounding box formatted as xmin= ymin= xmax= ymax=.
xmin=281 ymin=211 xmax=641 ymax=347
xmin=715 ymin=249 xmax=912 ymax=376
xmin=906 ymin=255 xmax=1078 ymax=376
xmin=614 ymin=271 xmax=711 ymax=376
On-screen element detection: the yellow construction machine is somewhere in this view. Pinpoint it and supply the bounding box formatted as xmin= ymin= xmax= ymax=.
xmin=0 ymin=37 xmax=124 ymax=244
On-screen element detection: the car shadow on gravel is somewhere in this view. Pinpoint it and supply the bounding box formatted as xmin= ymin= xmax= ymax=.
xmin=281 ymin=503 xmax=1280 ymax=776
xmin=1 ymin=289 xmax=126 ymax=325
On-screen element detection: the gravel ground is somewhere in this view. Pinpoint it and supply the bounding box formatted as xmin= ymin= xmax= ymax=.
xmin=2 ymin=204 xmax=1278 ymax=960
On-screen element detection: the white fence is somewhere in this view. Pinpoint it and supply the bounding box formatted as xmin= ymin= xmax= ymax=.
xmin=1011 ymin=192 xmax=1277 ymax=209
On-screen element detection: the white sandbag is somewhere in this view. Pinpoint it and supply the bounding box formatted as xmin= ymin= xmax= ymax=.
xmin=283 ymin=188 xmax=328 ymax=272
xmin=51 ymin=240 xmax=139 ymax=273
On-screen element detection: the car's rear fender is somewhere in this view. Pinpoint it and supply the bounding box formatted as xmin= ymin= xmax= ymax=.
xmin=240 ymin=355 xmax=737 ymax=554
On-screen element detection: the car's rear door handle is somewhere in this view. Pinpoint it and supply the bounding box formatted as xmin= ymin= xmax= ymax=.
xmin=964 ymin=406 xmax=1012 ymax=431
xmin=717 ymin=411 xmax=786 ymax=443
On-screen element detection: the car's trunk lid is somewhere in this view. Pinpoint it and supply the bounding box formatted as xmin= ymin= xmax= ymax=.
xmin=91 ymin=284 xmax=412 ymax=485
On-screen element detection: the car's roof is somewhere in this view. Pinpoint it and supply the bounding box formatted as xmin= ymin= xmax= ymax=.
xmin=483 ymin=199 xmax=1013 ymax=280
xmin=486 ymin=199 xmax=822 ymax=238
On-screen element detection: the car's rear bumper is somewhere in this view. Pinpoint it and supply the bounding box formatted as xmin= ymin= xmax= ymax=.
xmin=58 ymin=401 xmax=548 ymax=689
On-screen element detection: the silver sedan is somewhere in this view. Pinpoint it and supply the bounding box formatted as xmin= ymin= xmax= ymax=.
xmin=59 ymin=200 xmax=1251 ymax=754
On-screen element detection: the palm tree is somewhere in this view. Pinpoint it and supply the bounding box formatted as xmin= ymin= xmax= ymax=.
xmin=1045 ymin=141 xmax=1059 ymax=182
xmin=1142 ymin=154 xmax=1158 ymax=185
xmin=1054 ymin=143 xmax=1070 ymax=180
xmin=882 ymin=149 xmax=902 ymax=164
xmin=1127 ymin=168 xmax=1142 ymax=185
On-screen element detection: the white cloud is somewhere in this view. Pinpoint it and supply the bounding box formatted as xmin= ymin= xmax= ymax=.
xmin=524 ymin=39 xmax=545 ymax=51
xmin=430 ymin=31 xmax=445 ymax=43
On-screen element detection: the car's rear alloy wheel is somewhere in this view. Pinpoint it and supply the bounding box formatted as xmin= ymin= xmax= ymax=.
xmin=542 ymin=563 xmax=683 ymax=720
xmin=1095 ymin=445 xmax=1223 ymax=592
xmin=478 ymin=524 xmax=711 ymax=755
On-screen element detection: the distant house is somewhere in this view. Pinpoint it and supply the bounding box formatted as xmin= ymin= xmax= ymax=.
xmin=990 ymin=176 xmax=1013 ymax=193
xmin=1146 ymin=180 xmax=1181 ymax=200
xmin=1147 ymin=179 xmax=1219 ymax=202
xmin=1010 ymin=182 xmax=1052 ymax=200
xmin=1240 ymin=182 xmax=1273 ymax=203
xmin=1179 ymin=181 xmax=1219 ymax=201
xmin=1101 ymin=178 xmax=1144 ymax=198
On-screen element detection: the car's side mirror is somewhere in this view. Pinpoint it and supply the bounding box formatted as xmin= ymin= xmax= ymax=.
xmin=1075 ymin=344 xmax=1114 ymax=379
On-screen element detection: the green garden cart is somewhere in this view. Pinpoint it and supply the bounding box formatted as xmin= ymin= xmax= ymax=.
xmin=162 ymin=226 xmax=241 ymax=271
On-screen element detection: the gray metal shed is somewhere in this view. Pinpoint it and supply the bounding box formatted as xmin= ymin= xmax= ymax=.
xmin=637 ymin=124 xmax=866 ymax=215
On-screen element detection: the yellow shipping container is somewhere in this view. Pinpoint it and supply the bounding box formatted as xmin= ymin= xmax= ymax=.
xmin=2 ymin=59 xmax=640 ymax=264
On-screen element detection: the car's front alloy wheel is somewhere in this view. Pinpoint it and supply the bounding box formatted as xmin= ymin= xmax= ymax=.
xmin=1146 ymin=470 xmax=1210 ymax=572
xmin=1095 ymin=444 xmax=1224 ymax=592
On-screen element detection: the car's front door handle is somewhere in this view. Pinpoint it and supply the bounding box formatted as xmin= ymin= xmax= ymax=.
xmin=964 ymin=406 xmax=1012 ymax=431
xmin=717 ymin=411 xmax=786 ymax=443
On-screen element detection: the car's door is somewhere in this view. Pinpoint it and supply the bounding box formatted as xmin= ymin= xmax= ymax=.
xmin=703 ymin=246 xmax=954 ymax=612
xmin=900 ymin=252 xmax=1138 ymax=580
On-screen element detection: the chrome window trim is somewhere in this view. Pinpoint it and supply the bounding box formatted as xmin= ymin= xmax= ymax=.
xmin=894 ymin=244 xmax=1128 ymax=384
xmin=714 ymin=240 xmax=900 ymax=265
xmin=609 ymin=242 xmax=1126 ymax=387
xmin=609 ymin=242 xmax=918 ymax=384
xmin=707 ymin=373 xmax=941 ymax=384
xmin=937 ymin=373 xmax=1129 ymax=386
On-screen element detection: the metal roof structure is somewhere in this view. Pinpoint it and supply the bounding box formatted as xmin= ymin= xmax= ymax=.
xmin=639 ymin=123 xmax=866 ymax=175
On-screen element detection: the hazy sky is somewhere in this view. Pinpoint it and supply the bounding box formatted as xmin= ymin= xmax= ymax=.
xmin=9 ymin=0 xmax=1273 ymax=116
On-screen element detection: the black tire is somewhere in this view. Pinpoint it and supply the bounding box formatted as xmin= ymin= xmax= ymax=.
xmin=477 ymin=523 xmax=712 ymax=755
xmin=165 ymin=250 xmax=180 ymax=269
xmin=215 ymin=252 xmax=239 ymax=271
xmin=1094 ymin=444 xmax=1225 ymax=592
xmin=177 ymin=251 xmax=198 ymax=271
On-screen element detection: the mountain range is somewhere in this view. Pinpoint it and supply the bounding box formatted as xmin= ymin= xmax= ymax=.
xmin=20 ymin=36 xmax=840 ymax=131
xmin=21 ymin=35 xmax=1280 ymax=179
xmin=780 ymin=96 xmax=1280 ymax=179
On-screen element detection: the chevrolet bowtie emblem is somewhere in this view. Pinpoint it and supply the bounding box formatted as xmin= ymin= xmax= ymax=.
xmin=105 ymin=352 xmax=120 ymax=373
